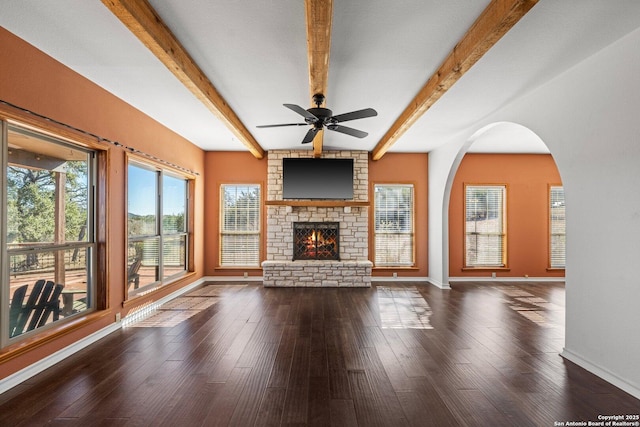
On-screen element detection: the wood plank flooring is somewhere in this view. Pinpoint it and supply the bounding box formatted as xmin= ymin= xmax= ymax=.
xmin=1 ymin=281 xmax=638 ymax=426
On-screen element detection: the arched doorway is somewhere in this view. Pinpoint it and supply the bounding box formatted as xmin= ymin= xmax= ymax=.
xmin=441 ymin=121 xmax=564 ymax=284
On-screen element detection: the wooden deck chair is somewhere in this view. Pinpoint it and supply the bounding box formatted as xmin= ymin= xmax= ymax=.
xmin=9 ymin=284 xmax=28 ymax=338
xmin=127 ymin=258 xmax=142 ymax=289
xmin=9 ymin=280 xmax=64 ymax=338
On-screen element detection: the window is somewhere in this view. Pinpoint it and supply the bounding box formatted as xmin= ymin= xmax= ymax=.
xmin=549 ymin=185 xmax=565 ymax=268
xmin=3 ymin=124 xmax=96 ymax=342
xmin=127 ymin=161 xmax=189 ymax=296
xmin=220 ymin=184 xmax=260 ymax=267
xmin=465 ymin=184 xmax=506 ymax=267
xmin=162 ymin=174 xmax=188 ymax=279
xmin=374 ymin=184 xmax=414 ymax=266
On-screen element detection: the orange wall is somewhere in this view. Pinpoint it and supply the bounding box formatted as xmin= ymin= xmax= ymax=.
xmin=203 ymin=151 xmax=268 ymax=276
xmin=203 ymin=152 xmax=429 ymax=278
xmin=449 ymin=153 xmax=564 ymax=278
xmin=369 ymin=153 xmax=429 ymax=277
xmin=0 ymin=27 xmax=205 ymax=378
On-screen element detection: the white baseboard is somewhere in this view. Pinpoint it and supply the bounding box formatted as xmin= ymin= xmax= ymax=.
xmin=203 ymin=275 xmax=264 ymax=282
xmin=425 ymin=277 xmax=452 ymax=290
xmin=371 ymin=276 xmax=430 ymax=283
xmin=449 ymin=276 xmax=565 ymax=283
xmin=204 ymin=275 xmax=564 ymax=286
xmin=0 ymin=321 xmax=122 ymax=395
xmin=561 ymin=348 xmax=640 ymax=400
xmin=369 ymin=276 xmax=451 ymax=289
xmin=1 ymin=277 xmax=209 ymax=395
xmin=371 ymin=276 xmax=453 ymax=289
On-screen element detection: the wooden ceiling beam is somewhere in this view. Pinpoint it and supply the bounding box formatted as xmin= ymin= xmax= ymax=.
xmin=101 ymin=0 xmax=265 ymax=159
xmin=305 ymin=0 xmax=333 ymax=157
xmin=371 ymin=0 xmax=538 ymax=161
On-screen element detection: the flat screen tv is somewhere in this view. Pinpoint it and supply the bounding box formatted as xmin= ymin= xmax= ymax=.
xmin=282 ymin=158 xmax=354 ymax=200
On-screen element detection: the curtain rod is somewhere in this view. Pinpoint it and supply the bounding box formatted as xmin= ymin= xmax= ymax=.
xmin=0 ymin=99 xmax=199 ymax=176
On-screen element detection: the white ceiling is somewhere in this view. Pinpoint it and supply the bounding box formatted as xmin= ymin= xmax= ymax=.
xmin=2 ymin=1 xmax=640 ymax=155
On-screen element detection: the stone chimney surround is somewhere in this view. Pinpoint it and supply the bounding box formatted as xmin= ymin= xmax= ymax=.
xmin=262 ymin=150 xmax=372 ymax=287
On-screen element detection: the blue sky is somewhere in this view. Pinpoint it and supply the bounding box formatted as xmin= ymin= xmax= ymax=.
xmin=128 ymin=165 xmax=185 ymax=216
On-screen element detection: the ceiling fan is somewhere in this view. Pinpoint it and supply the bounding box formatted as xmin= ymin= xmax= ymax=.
xmin=257 ymin=93 xmax=377 ymax=144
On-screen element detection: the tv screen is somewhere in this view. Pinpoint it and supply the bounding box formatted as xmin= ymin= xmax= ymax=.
xmin=282 ymin=158 xmax=354 ymax=200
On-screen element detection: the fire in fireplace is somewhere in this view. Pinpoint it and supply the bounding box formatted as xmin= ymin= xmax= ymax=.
xmin=293 ymin=222 xmax=340 ymax=261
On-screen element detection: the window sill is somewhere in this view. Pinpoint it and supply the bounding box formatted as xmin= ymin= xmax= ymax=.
xmin=373 ymin=266 xmax=419 ymax=271
xmin=546 ymin=267 xmax=565 ymax=271
xmin=214 ymin=267 xmax=263 ymax=271
xmin=123 ymin=271 xmax=196 ymax=310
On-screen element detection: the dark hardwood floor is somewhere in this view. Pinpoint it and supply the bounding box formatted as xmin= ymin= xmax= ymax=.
xmin=1 ymin=281 xmax=638 ymax=426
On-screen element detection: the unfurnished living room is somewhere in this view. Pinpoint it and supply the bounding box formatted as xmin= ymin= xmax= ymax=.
xmin=0 ymin=1 xmax=639 ymax=426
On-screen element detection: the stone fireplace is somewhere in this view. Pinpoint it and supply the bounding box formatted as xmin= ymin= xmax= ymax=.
xmin=262 ymin=150 xmax=372 ymax=287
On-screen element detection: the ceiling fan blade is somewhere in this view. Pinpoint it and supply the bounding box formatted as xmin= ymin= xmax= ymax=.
xmin=331 ymin=108 xmax=377 ymax=123
xmin=284 ymin=104 xmax=318 ymax=121
xmin=301 ymin=128 xmax=319 ymax=144
xmin=327 ymin=125 xmax=368 ymax=138
xmin=256 ymin=123 xmax=307 ymax=128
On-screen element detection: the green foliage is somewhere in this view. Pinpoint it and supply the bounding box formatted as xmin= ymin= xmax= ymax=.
xmin=17 ymin=179 xmax=55 ymax=242
xmin=128 ymin=213 xmax=156 ymax=236
xmin=65 ymin=161 xmax=89 ymax=241
xmin=163 ymin=213 xmax=185 ymax=234
xmin=7 ymin=161 xmax=88 ymax=245
xmin=223 ymin=185 xmax=260 ymax=232
xmin=374 ymin=185 xmax=412 ymax=232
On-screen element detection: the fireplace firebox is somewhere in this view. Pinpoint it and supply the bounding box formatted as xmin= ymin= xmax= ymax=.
xmin=293 ymin=222 xmax=340 ymax=261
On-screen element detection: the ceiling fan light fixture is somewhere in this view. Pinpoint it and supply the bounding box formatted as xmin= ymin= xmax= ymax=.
xmin=257 ymin=94 xmax=377 ymax=144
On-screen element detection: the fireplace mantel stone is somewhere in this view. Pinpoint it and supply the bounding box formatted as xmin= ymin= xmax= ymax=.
xmin=265 ymin=200 xmax=370 ymax=208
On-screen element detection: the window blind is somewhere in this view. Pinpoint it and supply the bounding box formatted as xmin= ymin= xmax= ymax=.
xmin=221 ymin=185 xmax=260 ymax=267
xmin=374 ymin=184 xmax=414 ymax=266
xmin=465 ymin=185 xmax=506 ymax=267
xmin=550 ymin=186 xmax=566 ymax=268
xmin=220 ymin=234 xmax=260 ymax=266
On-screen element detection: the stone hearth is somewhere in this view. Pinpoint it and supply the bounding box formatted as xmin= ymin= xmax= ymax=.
xmin=262 ymin=150 xmax=372 ymax=287
xmin=262 ymin=260 xmax=372 ymax=287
